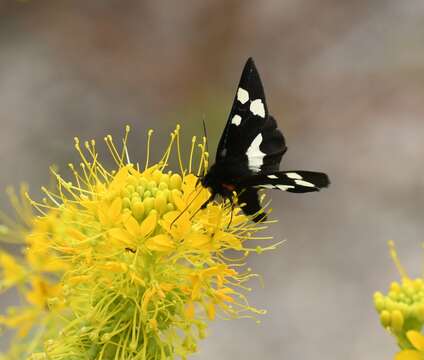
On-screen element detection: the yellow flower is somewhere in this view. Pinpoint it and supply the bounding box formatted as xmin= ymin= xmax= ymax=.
xmin=0 ymin=308 xmax=38 ymax=337
xmin=396 ymin=331 xmax=424 ymax=360
xmin=0 ymin=251 xmax=26 ymax=289
xmin=25 ymin=276 xmax=62 ymax=308
xmin=0 ymin=125 xmax=277 ymax=360
xmin=375 ymin=241 xmax=424 ymax=359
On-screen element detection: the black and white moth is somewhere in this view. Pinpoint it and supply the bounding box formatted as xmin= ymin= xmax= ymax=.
xmin=200 ymin=58 xmax=330 ymax=222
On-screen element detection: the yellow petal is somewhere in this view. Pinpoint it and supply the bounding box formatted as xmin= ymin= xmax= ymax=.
xmin=214 ymin=287 xmax=236 ymax=303
xmin=149 ymin=318 xmax=158 ymax=332
xmin=0 ymin=252 xmax=26 ymax=287
xmin=201 ymin=265 xmax=221 ymax=278
xmin=160 ymin=283 xmax=174 ymax=292
xmin=130 ymin=272 xmax=145 ymax=286
xmin=407 ymin=331 xmax=424 ymax=351
xmin=101 ymin=261 xmax=128 ymax=273
xmin=142 ymin=288 xmax=156 ymax=315
xmin=191 ymin=280 xmax=202 ymax=300
xmin=124 ymin=215 xmax=140 ymax=238
xmin=205 ymin=206 xmax=222 ymax=226
xmin=215 ymin=231 xmax=242 ymax=250
xmin=181 ymin=174 xmax=197 ymax=194
xmin=185 ymin=301 xmax=195 ymax=319
xmin=206 ymin=302 xmax=216 ymax=320
xmin=66 ymin=228 xmax=86 ymax=241
xmin=139 ymin=212 xmax=158 ymax=238
xmin=145 ymin=234 xmax=175 ymax=252
xmin=191 ymin=189 xmax=210 ymax=212
xmin=25 ymin=276 xmax=61 ymax=308
xmin=97 ymin=208 xmax=108 ymax=226
xmin=172 ymin=191 xmax=186 ymax=211
xmin=109 ymin=228 xmax=134 ymax=246
xmin=395 ymin=350 xmax=423 ymax=360
xmin=110 ymin=166 xmax=129 ymax=187
xmin=185 ymin=233 xmax=211 ymax=250
xmin=161 ymin=211 xmax=179 ymax=232
xmin=107 ymin=197 xmax=122 ymax=223
xmin=161 ymin=211 xmax=191 ymax=239
xmin=68 ymin=275 xmax=91 ymax=285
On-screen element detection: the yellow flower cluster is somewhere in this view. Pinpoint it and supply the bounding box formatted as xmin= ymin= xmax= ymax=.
xmin=374 ymin=241 xmax=424 ymax=360
xmin=0 ymin=186 xmax=67 ymax=360
xmin=0 ymin=126 xmax=277 ymax=360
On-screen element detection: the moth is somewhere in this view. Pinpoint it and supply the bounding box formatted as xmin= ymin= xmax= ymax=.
xmin=199 ymin=58 xmax=330 ymax=222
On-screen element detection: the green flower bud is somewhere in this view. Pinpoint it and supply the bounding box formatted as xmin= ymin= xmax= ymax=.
xmin=390 ymin=282 xmax=401 ymax=292
xmin=143 ymin=190 xmax=152 ymax=199
xmin=101 ymin=333 xmax=112 ymax=342
xmin=143 ymin=198 xmax=154 ymax=213
xmin=122 ymin=197 xmax=131 ymax=209
xmin=159 ymin=182 xmax=168 ymax=190
xmin=169 ymin=174 xmax=182 ymax=190
xmin=152 ymin=169 xmax=163 ymax=183
xmin=380 ymin=310 xmax=391 ymax=327
xmin=131 ymin=193 xmax=141 ymax=203
xmin=391 ymin=310 xmax=404 ymax=332
xmin=127 ymin=175 xmax=138 ymax=186
xmin=149 ymin=209 xmax=158 ymax=218
xmin=121 ymin=188 xmax=131 ymax=198
xmin=171 ymin=189 xmax=182 ymax=203
xmin=125 ymin=185 xmax=135 ymax=194
xmin=161 ymin=189 xmax=171 ymax=202
xmin=374 ymin=297 xmax=385 ymax=312
xmin=148 ymin=180 xmax=157 ymax=190
xmin=160 ymin=174 xmax=170 ymax=186
xmin=132 ymin=202 xmax=145 ymax=221
xmin=154 ymin=194 xmax=167 ymax=214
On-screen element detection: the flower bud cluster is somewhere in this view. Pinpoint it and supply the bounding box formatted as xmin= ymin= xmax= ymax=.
xmin=374 ymin=241 xmax=424 ymax=352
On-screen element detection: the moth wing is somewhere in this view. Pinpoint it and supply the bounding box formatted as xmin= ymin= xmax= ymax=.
xmin=215 ymin=58 xmax=286 ymax=174
xmin=238 ymin=171 xmax=330 ymax=193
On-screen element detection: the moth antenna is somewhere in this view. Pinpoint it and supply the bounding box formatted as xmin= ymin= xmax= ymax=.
xmin=202 ymin=116 xmax=209 ymax=156
xmin=170 ymin=185 xmax=204 ymax=228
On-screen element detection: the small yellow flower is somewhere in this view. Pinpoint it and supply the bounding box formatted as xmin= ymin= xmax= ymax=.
xmin=25 ymin=276 xmax=61 ymax=308
xmin=396 ymin=331 xmax=424 ymax=360
xmin=0 ymin=251 xmax=26 ymax=289
xmin=375 ymin=241 xmax=424 ymax=359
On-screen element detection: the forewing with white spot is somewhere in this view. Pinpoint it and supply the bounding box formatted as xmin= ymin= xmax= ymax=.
xmin=236 ymin=171 xmax=330 ymax=193
xmin=215 ymin=58 xmax=286 ymax=175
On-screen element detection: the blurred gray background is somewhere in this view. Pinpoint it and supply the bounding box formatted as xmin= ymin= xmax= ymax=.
xmin=1 ymin=1 xmax=424 ymax=359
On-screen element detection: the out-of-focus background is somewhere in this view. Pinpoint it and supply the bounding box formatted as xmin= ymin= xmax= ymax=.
xmin=1 ymin=1 xmax=424 ymax=359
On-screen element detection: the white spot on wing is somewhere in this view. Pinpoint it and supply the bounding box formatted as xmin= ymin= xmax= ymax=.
xmin=246 ymin=133 xmax=266 ymax=171
xmin=261 ymin=184 xmax=275 ymax=189
xmin=277 ymin=185 xmax=294 ymax=191
xmin=295 ymin=179 xmax=315 ymax=187
xmin=267 ymin=175 xmax=278 ymax=179
xmin=286 ymin=172 xmax=302 ymax=180
xmin=237 ymin=88 xmax=249 ymax=104
xmin=249 ymin=99 xmax=266 ymax=118
xmin=231 ymin=114 xmax=242 ymax=126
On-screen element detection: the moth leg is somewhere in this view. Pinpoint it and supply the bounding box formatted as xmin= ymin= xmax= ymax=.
xmin=227 ymin=196 xmax=235 ymax=229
